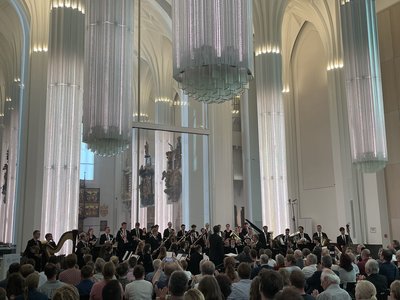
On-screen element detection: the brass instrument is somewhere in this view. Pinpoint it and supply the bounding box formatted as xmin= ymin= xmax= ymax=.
xmin=230 ymin=231 xmax=242 ymax=242
xmin=43 ymin=230 xmax=79 ymax=257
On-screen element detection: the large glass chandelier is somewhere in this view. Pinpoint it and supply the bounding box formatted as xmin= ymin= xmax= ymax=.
xmin=83 ymin=0 xmax=134 ymax=156
xmin=340 ymin=0 xmax=387 ymax=172
xmin=172 ymin=0 xmax=253 ymax=103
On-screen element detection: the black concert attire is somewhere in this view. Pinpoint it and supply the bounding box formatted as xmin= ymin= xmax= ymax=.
xmin=209 ymin=232 xmax=224 ymax=267
xmin=88 ymin=234 xmax=97 ymax=258
xmin=313 ymin=232 xmax=328 ymax=244
xmin=75 ymin=240 xmax=89 ymax=268
xmin=177 ymin=230 xmax=186 ymax=239
xmin=131 ymin=227 xmax=143 ymax=252
xmin=223 ymin=230 xmax=232 ymax=240
xmin=188 ymin=251 xmax=203 ymax=275
xmin=259 ymin=231 xmax=272 ymax=249
xmin=163 ymin=228 xmax=173 ymax=240
xmin=336 ymin=234 xmax=352 ymax=251
xmin=23 ymin=239 xmax=43 ymax=271
xmin=148 ymin=234 xmax=162 ymax=253
xmin=116 ymin=228 xmax=131 ymax=261
xmin=99 ymin=233 xmax=114 ymax=245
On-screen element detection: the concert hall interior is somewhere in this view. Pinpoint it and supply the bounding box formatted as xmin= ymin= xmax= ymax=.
xmin=1 ymin=0 xmax=400 ymax=259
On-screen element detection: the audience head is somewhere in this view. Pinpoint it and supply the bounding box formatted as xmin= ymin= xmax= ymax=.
xmin=259 ymin=270 xmax=284 ymax=299
xmin=390 ymin=280 xmax=400 ymax=300
xmin=102 ymin=280 xmax=121 ymax=300
xmin=249 ymin=276 xmax=261 ymax=300
xmin=306 ymin=254 xmax=317 ymax=266
xmin=128 ymin=256 xmax=137 ymax=268
xmin=275 ymin=254 xmax=285 ymax=268
xmin=321 ymin=255 xmax=333 ymax=268
xmin=355 ymin=280 xmax=377 ymax=300
xmin=65 ymin=254 xmax=77 ymax=269
xmin=133 ymin=265 xmax=145 ymax=280
xmin=184 ymin=288 xmax=205 ymax=300
xmin=278 ymin=268 xmax=290 ymax=287
xmin=381 ymin=249 xmax=393 ymax=262
xmin=44 ymin=263 xmax=58 ymax=280
xmin=290 ymin=270 xmax=306 ymax=290
xmin=7 ymin=263 xmax=20 ymax=277
xmin=200 ymin=260 xmax=215 ymax=276
xmin=116 ymin=262 xmax=129 ymax=278
xmin=0 ymin=288 xmax=6 ymax=300
xmin=110 ymin=256 xmax=119 ymax=266
xmin=24 ymin=273 xmax=40 ymax=290
xmin=302 ymin=248 xmax=311 ymax=257
xmin=169 ymin=271 xmax=189 ymax=297
xmin=293 ymin=250 xmax=303 ymax=260
xmin=81 ymin=265 xmax=93 ymax=279
xmin=20 ymin=264 xmax=35 ymax=278
xmin=153 ymin=259 xmax=162 ymax=270
xmin=365 ymin=259 xmax=379 ymax=276
xmin=285 ymin=254 xmax=296 ymax=267
xmin=275 ymin=287 xmax=303 ymax=300
xmin=320 ymin=269 xmax=340 ymax=290
xmin=102 ymin=261 xmax=116 ymax=280
xmin=361 ymin=249 xmax=371 ymax=260
xmin=339 ymin=253 xmax=354 ymax=272
xmin=94 ymin=257 xmax=105 ymax=274
xmin=237 ymin=262 xmax=251 ymax=280
xmin=6 ymin=273 xmax=24 ymax=299
xmin=52 ymin=285 xmax=79 ymax=300
xmin=198 ymin=275 xmax=223 ymax=300
xmin=215 ymin=274 xmax=232 ymax=299
xmin=164 ymin=262 xmax=179 ymax=277
xmin=260 ymin=254 xmax=269 ymax=265
xmin=83 ymin=254 xmax=92 ymax=265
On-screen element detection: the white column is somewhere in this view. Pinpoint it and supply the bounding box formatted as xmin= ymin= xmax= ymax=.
xmin=41 ymin=2 xmax=84 ymax=251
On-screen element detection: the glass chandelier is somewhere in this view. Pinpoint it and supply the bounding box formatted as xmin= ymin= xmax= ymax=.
xmin=83 ymin=0 xmax=134 ymax=156
xmin=172 ymin=0 xmax=254 ymax=103
xmin=340 ymin=0 xmax=387 ymax=172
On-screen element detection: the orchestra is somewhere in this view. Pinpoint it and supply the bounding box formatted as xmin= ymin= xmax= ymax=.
xmin=22 ymin=220 xmax=354 ymax=273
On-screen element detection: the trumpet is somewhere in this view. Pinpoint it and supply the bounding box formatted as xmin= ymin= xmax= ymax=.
xmin=230 ymin=231 xmax=242 ymax=242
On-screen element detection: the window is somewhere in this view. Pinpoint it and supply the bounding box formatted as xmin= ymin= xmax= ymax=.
xmin=80 ymin=140 xmax=94 ymax=180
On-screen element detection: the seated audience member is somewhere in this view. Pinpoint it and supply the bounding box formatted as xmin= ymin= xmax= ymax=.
xmin=59 ymin=254 xmax=81 ymax=286
xmin=285 ymin=254 xmax=302 ymax=274
xmin=249 ymin=276 xmax=261 ymax=300
xmin=294 ymin=250 xmax=304 ymax=269
xmin=237 ymin=246 xmax=253 ymax=264
xmin=390 ymin=280 xmax=400 ymax=300
xmin=251 ymin=254 xmax=272 ymax=279
xmin=365 ymin=259 xmax=388 ymax=299
xmin=264 ymin=249 xmax=276 ymax=268
xmin=125 ymin=265 xmax=153 ymax=300
xmin=0 ymin=287 xmax=7 ymax=300
xmin=259 ymin=270 xmax=284 ymax=300
xmin=290 ymin=270 xmax=315 ymax=300
xmin=198 ymin=275 xmax=224 ymax=300
xmin=126 ymin=256 xmax=138 ymax=282
xmin=102 ymin=280 xmax=123 ymax=300
xmin=15 ymin=273 xmax=47 ymax=300
xmin=188 ymin=245 xmax=203 ymax=276
xmin=168 ymin=271 xmax=189 ymax=299
xmin=180 ymin=260 xmax=192 ymax=281
xmin=191 ymin=260 xmax=216 ymax=287
xmin=19 ymin=264 xmax=35 ymax=278
xmin=75 ymin=265 xmax=94 ymax=299
xmin=275 ymin=254 xmax=285 ymax=270
xmin=116 ymin=262 xmax=130 ymax=290
xmin=52 ymin=285 xmax=80 ymax=300
xmin=358 ymin=249 xmax=371 ymax=276
xmin=38 ymin=263 xmax=66 ymax=299
xmin=302 ymin=254 xmax=318 ymax=279
xmin=275 ymin=287 xmax=303 ymax=300
xmin=215 ymin=274 xmax=232 ymax=299
xmin=227 ymin=263 xmax=252 ymax=300
xmin=278 ymin=268 xmax=291 ymax=287
xmin=145 ymin=259 xmax=164 ymax=282
xmin=154 ymin=261 xmax=180 ymax=290
xmin=92 ymin=258 xmax=106 ymax=283
xmin=313 ymin=269 xmax=351 ymax=299
xmin=355 ymin=280 xmax=377 ymax=300
xmin=184 ymin=288 xmax=205 ymax=300
xmin=338 ymin=253 xmax=356 ymax=289
xmin=306 ymin=255 xmax=339 ymax=294
xmin=90 ymin=261 xmax=117 ymax=300
xmin=379 ymin=249 xmax=400 ymax=286
xmin=223 ymin=257 xmax=238 ymax=283
xmin=0 ymin=263 xmax=20 ymax=289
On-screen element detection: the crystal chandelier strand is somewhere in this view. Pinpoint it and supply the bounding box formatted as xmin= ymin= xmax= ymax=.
xmin=340 ymin=0 xmax=387 ymax=172
xmin=173 ymin=0 xmax=253 ymax=103
xmin=83 ymin=0 xmax=134 ymax=156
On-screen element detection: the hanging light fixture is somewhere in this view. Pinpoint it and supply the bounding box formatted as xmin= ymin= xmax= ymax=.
xmin=83 ymin=0 xmax=134 ymax=156
xmin=340 ymin=0 xmax=387 ymax=172
xmin=172 ymin=0 xmax=254 ymax=103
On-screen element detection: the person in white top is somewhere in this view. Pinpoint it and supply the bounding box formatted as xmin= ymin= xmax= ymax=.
xmin=125 ymin=265 xmax=153 ymax=300
xmin=302 ymin=254 xmax=318 ymax=279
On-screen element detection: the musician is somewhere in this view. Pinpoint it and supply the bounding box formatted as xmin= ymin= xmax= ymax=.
xmin=163 ymin=222 xmax=173 ymax=240
xmin=45 ymin=233 xmax=57 ymax=248
xmin=312 ymin=225 xmax=328 ymax=246
xmin=228 ymin=238 xmax=239 ymax=255
xmin=187 ymin=229 xmax=199 ymax=246
xmin=116 ymin=222 xmax=131 ymax=261
xmin=99 ymin=227 xmax=114 ymax=245
xmin=209 ymin=225 xmax=224 ymax=266
xmin=274 ymin=228 xmax=292 ymax=253
xmin=23 ymin=230 xmax=43 ymax=271
xmin=223 ymin=224 xmax=232 ymax=240
xmin=75 ymin=232 xmax=90 ymax=268
xmin=336 ymin=226 xmax=352 ymax=251
xmin=251 ymin=234 xmax=263 ymax=252
xmin=188 ymin=244 xmax=202 ymax=275
xmin=87 ymin=228 xmax=97 ymax=247
xmin=295 ymin=226 xmax=311 ymax=246
xmin=177 ymin=224 xmax=186 ymax=239
xmin=131 ymin=222 xmax=144 ymax=241
xmin=149 ymin=226 xmax=162 ymax=255
xmin=240 ymin=222 xmax=249 ymax=240
xmin=154 ymin=224 xmax=162 ymax=241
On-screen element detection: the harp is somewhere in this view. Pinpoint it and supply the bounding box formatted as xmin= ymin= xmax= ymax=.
xmin=43 ymin=230 xmax=79 ymax=257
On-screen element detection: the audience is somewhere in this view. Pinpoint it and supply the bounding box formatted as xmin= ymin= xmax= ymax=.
xmin=215 ymin=274 xmax=232 ymax=299
xmin=125 ymin=265 xmax=153 ymax=300
xmin=75 ymin=265 xmax=94 ymax=299
xmin=302 ymin=254 xmax=318 ymax=279
xmin=290 ymin=270 xmax=314 ymax=300
xmin=6 ymin=273 xmax=24 ymax=300
xmin=338 ymin=253 xmax=356 ymax=289
xmin=379 ymin=249 xmax=399 ymax=286
xmin=198 ymin=275 xmax=224 ymax=300
xmin=184 ymin=288 xmax=205 ymax=300
xmin=115 ymin=262 xmax=130 ymax=290
xmin=251 ymin=255 xmax=272 ymax=279
xmin=365 ymin=259 xmax=388 ymax=298
xmin=355 ymin=280 xmax=377 ymax=300
xmin=259 ymin=270 xmax=284 ymax=300
xmin=90 ymin=261 xmax=119 ymax=300
xmin=38 ymin=263 xmax=65 ymax=299
xmin=52 ymin=285 xmax=80 ymax=300
xmin=227 ymin=262 xmax=251 ymax=299
xmin=126 ymin=256 xmax=138 ymax=282
xmin=0 ymin=263 xmax=20 ymax=289
xmin=59 ymin=254 xmax=81 ymax=286
xmin=15 ymin=273 xmax=47 ymax=300
xmin=313 ymin=269 xmax=351 ymax=299
xmin=102 ymin=280 xmax=122 ymax=300
xmin=358 ymin=249 xmax=372 ymax=276
xmin=249 ymin=276 xmax=261 ymax=300
xmin=390 ymin=280 xmax=400 ymax=300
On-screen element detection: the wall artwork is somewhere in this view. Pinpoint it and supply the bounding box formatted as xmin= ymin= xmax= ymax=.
xmin=79 ymin=184 xmax=100 ymax=218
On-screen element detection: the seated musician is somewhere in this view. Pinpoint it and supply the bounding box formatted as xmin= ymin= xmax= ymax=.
xmin=44 ymin=233 xmax=56 ymax=248
xmin=296 ymin=226 xmax=311 ymax=246
xmin=23 ymin=230 xmax=43 ymax=271
xmin=187 ymin=229 xmax=198 ymax=246
xmin=99 ymin=227 xmax=114 ymax=245
xmin=224 ymin=224 xmax=232 ymax=240
xmin=87 ymin=228 xmax=97 ymax=247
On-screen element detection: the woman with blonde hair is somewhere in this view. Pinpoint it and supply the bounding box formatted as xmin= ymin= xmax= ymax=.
xmin=184 ymin=289 xmax=205 ymax=300
xmin=355 ymin=280 xmax=377 ymax=300
xmin=52 ymin=285 xmax=79 ymax=300
xmin=223 ymin=257 xmax=238 ymax=283
xmin=198 ymin=275 xmax=223 ymax=300
xmin=390 ymin=280 xmax=400 ymax=300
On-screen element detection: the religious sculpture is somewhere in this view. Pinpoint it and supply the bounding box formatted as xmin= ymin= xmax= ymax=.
xmin=162 ymin=137 xmax=182 ymax=202
xmin=139 ymin=141 xmax=155 ymax=207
